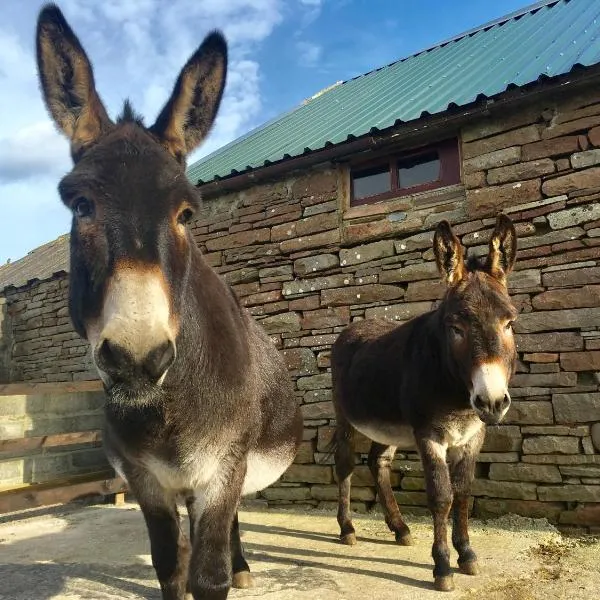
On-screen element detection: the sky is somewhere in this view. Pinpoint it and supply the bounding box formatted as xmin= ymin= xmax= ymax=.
xmin=0 ymin=0 xmax=531 ymax=264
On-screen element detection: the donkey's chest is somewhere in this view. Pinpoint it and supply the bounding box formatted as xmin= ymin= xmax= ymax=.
xmin=441 ymin=416 xmax=484 ymax=449
xmin=143 ymin=449 xmax=222 ymax=492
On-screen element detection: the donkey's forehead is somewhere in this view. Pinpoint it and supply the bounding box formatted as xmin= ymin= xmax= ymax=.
xmin=448 ymin=271 xmax=517 ymax=320
xmin=61 ymin=125 xmax=196 ymax=201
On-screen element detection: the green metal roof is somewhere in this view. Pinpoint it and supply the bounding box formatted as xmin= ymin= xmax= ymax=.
xmin=187 ymin=0 xmax=600 ymax=185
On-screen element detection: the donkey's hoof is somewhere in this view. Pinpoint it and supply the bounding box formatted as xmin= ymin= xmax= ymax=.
xmin=395 ymin=532 xmax=414 ymax=546
xmin=232 ymin=571 xmax=254 ymax=589
xmin=340 ymin=532 xmax=357 ymax=546
xmin=459 ymin=560 xmax=480 ymax=576
xmin=434 ymin=575 xmax=455 ymax=592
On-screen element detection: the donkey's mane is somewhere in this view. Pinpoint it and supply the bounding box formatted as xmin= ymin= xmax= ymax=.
xmin=117 ymin=99 xmax=145 ymax=126
xmin=465 ymin=253 xmax=486 ymax=273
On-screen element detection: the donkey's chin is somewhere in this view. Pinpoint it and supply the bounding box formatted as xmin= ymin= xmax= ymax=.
xmin=104 ymin=378 xmax=166 ymax=409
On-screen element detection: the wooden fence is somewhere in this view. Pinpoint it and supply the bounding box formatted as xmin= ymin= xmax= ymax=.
xmin=0 ymin=381 xmax=126 ymax=513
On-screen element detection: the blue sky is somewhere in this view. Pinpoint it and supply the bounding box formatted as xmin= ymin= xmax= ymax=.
xmin=0 ymin=0 xmax=530 ymax=264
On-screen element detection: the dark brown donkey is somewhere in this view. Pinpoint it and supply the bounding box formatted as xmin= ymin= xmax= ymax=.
xmin=331 ymin=215 xmax=518 ymax=592
xmin=36 ymin=5 xmax=302 ymax=600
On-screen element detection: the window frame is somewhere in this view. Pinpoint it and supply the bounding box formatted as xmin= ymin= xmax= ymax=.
xmin=349 ymin=138 xmax=461 ymax=206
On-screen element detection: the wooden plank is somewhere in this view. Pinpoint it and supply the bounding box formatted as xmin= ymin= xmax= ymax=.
xmin=0 ymin=430 xmax=102 ymax=455
xmin=0 ymin=380 xmax=103 ymax=397
xmin=0 ymin=472 xmax=127 ymax=514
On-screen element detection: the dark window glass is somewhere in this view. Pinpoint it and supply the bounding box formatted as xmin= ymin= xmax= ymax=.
xmin=352 ymin=166 xmax=390 ymax=200
xmin=398 ymin=152 xmax=440 ymax=189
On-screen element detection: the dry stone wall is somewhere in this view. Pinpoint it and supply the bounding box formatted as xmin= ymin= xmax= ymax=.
xmin=193 ymin=86 xmax=600 ymax=531
xmin=1 ymin=276 xmax=94 ymax=383
xmin=0 ymin=83 xmax=599 ymax=528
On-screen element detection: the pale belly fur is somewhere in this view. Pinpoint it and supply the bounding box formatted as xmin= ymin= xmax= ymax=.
xmin=352 ymin=418 xmax=483 ymax=450
xmin=110 ymin=443 xmax=297 ymax=498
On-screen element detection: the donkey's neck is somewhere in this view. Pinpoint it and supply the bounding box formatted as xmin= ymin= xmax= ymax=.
xmin=170 ymin=251 xmax=252 ymax=387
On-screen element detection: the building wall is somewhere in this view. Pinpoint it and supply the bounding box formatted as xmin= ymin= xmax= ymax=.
xmin=0 ymin=276 xmax=95 ymax=383
xmin=0 ymin=83 xmax=599 ymax=527
xmin=192 ymin=84 xmax=600 ymax=530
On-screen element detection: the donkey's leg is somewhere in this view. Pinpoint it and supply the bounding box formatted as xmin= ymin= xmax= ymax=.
xmin=367 ymin=442 xmax=412 ymax=545
xmin=418 ymin=437 xmax=454 ymax=592
xmin=130 ymin=472 xmax=190 ymax=600
xmin=230 ymin=511 xmax=253 ymax=589
xmin=188 ymin=466 xmax=245 ymax=600
xmin=334 ymin=417 xmax=357 ymax=545
xmin=449 ymin=431 xmax=484 ymax=576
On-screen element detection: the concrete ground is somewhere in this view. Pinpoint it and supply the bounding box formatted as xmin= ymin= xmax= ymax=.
xmin=0 ymin=502 xmax=598 ymax=600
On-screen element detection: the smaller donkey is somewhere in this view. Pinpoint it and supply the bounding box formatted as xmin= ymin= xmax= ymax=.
xmin=331 ymin=215 xmax=518 ymax=592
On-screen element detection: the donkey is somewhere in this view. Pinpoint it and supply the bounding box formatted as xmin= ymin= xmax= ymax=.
xmin=36 ymin=5 xmax=302 ymax=600
xmin=331 ymin=215 xmax=518 ymax=592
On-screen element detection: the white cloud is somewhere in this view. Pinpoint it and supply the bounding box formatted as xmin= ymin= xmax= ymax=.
xmin=296 ymin=41 xmax=322 ymax=68
xmin=0 ymin=0 xmax=287 ymax=264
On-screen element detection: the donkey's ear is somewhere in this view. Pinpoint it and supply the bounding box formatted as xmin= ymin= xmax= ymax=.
xmin=433 ymin=220 xmax=465 ymax=285
xmin=486 ymin=214 xmax=517 ymax=280
xmin=150 ymin=32 xmax=227 ymax=163
xmin=36 ymin=4 xmax=112 ymax=161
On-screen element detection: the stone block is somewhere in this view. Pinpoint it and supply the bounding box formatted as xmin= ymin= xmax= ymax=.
xmin=514 ymin=308 xmax=600 ymax=333
xmin=301 ymin=401 xmax=334 ymax=420
xmin=302 ymin=307 xmax=350 ymax=330
xmin=281 ymin=464 xmax=332 ymax=484
xmin=515 ymin=332 xmax=583 ymax=352
xmin=553 ymin=392 xmax=600 ymax=423
xmin=471 ymin=479 xmax=537 ymax=500
xmin=364 ymin=301 xmax=432 ymax=322
xmin=474 ymin=498 xmax=563 ymax=522
xmin=283 ymin=274 xmax=352 ymax=297
xmin=532 ymin=285 xmax=600 ymax=310
xmin=271 ymin=212 xmax=338 ymax=241
xmin=405 ymin=279 xmax=446 ymax=301
xmin=488 ymin=462 xmax=562 ymax=483
xmin=311 ymin=484 xmax=375 ymax=502
xmin=293 ymin=254 xmax=339 ymax=276
xmin=321 ymin=284 xmax=404 ymax=307
xmin=521 ymin=136 xmax=580 ymax=161
xmin=304 ymin=389 xmax=332 ymax=404
xmin=511 ymin=372 xmax=576 ymax=388
xmin=279 ymin=229 xmax=340 ymax=254
xmin=466 ymin=179 xmax=542 ymax=218
xmin=522 ymin=435 xmax=580 ymax=455
xmin=543 ymin=114 xmax=600 ymax=139
xmin=379 ymin=262 xmax=439 ymax=283
xmin=339 ymin=240 xmax=395 ymax=266
xmin=503 ymin=401 xmax=554 ymax=425
xmin=259 ymin=312 xmax=301 ymax=334
xmin=538 ymin=485 xmax=600 ymax=502
xmin=294 ymin=441 xmax=316 ymax=464
xmin=281 ymin=348 xmax=318 ymax=375
xmin=571 ymin=149 xmax=600 ymax=169
xmin=463 ymin=146 xmax=521 ymax=174
xmin=543 ymin=167 xmax=600 ymax=198
xmin=393 ymin=490 xmax=428 ymax=506
xmin=560 ymin=351 xmax=600 ymax=372
xmin=297 ymin=373 xmax=332 ymax=391
xmin=261 ymin=487 xmax=313 ymax=501
xmin=559 ymin=504 xmax=600 ymax=526
xmin=481 ymin=426 xmax=522 ymax=452
xmin=462 ymin=124 xmax=542 ymax=159
xmin=487 ymin=159 xmax=555 ymax=185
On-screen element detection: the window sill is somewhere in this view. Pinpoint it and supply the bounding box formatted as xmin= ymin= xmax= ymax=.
xmin=344 ymin=183 xmax=465 ymax=221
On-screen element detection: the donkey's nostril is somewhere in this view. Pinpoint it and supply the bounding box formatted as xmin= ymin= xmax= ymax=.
xmin=97 ymin=338 xmax=131 ymax=375
xmin=144 ymin=339 xmax=176 ymax=382
xmin=474 ymin=395 xmax=485 ymax=409
xmin=501 ymin=394 xmax=511 ymax=408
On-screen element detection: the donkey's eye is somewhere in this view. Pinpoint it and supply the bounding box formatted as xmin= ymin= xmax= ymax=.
xmin=505 ymin=321 xmax=515 ymax=331
xmin=73 ymin=197 xmax=93 ymax=218
xmin=450 ymin=325 xmax=465 ymax=338
xmin=178 ymin=208 xmax=195 ymax=225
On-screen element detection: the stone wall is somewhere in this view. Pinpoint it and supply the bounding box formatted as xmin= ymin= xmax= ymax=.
xmin=0 ymin=389 xmax=109 ymax=487
xmin=0 ymin=82 xmax=599 ymax=528
xmin=0 ymin=276 xmax=95 ymax=383
xmin=192 ymin=84 xmax=600 ymax=531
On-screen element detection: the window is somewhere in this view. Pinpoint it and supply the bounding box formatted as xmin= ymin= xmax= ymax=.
xmin=350 ymin=139 xmax=460 ymax=206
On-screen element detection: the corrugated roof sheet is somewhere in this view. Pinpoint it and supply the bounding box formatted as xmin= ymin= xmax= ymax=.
xmin=187 ymin=0 xmax=600 ymax=185
xmin=0 ymin=235 xmax=69 ymax=292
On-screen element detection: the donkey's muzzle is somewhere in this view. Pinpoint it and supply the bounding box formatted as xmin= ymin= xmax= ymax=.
xmin=96 ymin=337 xmax=176 ymax=385
xmin=473 ymin=393 xmax=511 ymax=425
